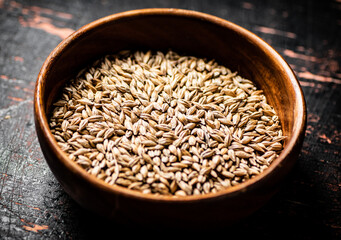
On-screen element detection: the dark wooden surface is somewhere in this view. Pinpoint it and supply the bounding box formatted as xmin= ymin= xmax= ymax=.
xmin=0 ymin=0 xmax=340 ymax=239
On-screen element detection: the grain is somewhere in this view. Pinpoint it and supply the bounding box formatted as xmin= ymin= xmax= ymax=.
xmin=49 ymin=50 xmax=286 ymax=196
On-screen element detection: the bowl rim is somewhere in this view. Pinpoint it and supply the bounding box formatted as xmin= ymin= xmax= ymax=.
xmin=34 ymin=8 xmax=306 ymax=202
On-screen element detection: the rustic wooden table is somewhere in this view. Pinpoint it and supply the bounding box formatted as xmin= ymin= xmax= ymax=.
xmin=0 ymin=0 xmax=340 ymax=239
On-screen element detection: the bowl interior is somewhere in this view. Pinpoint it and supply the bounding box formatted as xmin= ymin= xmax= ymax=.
xmin=37 ymin=9 xmax=305 ymax=202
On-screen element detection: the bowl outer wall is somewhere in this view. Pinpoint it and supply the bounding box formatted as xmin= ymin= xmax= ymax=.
xmin=34 ymin=8 xmax=306 ymax=225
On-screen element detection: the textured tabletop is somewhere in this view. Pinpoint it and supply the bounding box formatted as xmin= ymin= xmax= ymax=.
xmin=0 ymin=0 xmax=340 ymax=239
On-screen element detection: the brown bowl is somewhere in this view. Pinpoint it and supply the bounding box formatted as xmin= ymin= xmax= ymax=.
xmin=34 ymin=8 xmax=306 ymax=227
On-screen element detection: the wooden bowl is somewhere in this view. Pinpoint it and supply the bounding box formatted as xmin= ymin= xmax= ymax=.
xmin=34 ymin=8 xmax=306 ymax=227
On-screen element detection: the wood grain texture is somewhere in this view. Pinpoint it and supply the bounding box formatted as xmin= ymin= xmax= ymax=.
xmin=0 ymin=0 xmax=340 ymax=239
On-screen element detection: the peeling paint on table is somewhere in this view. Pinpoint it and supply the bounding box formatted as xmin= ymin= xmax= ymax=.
xmin=0 ymin=0 xmax=340 ymax=239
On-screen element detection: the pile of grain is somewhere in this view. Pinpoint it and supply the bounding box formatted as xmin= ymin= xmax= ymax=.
xmin=49 ymin=50 xmax=285 ymax=196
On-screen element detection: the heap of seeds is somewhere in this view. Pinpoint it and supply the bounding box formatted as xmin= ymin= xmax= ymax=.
xmin=49 ymin=50 xmax=285 ymax=196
